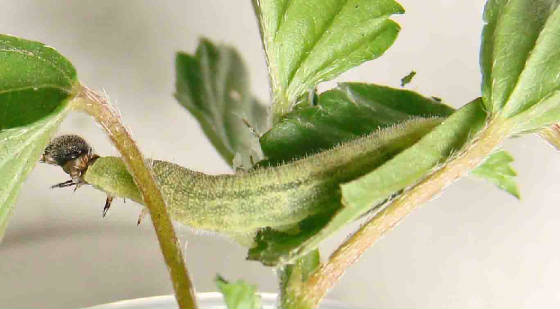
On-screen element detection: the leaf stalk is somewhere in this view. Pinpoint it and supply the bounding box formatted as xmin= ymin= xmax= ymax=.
xmin=71 ymin=86 xmax=197 ymax=309
xmin=293 ymin=117 xmax=514 ymax=308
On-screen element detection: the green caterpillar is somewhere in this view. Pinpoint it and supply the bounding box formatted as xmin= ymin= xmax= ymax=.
xmin=82 ymin=118 xmax=442 ymax=233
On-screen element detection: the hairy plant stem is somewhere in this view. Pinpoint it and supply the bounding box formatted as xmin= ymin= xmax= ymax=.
xmin=292 ymin=117 xmax=513 ymax=309
xmin=71 ymin=86 xmax=197 ymax=309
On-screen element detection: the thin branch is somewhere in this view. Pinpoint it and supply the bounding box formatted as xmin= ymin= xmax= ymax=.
xmin=295 ymin=118 xmax=513 ymax=308
xmin=71 ymin=85 xmax=197 ymax=309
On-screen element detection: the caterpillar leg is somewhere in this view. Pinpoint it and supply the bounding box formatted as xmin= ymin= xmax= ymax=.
xmin=50 ymin=177 xmax=85 ymax=191
xmin=137 ymin=208 xmax=149 ymax=226
xmin=50 ymin=179 xmax=75 ymax=189
xmin=103 ymin=196 xmax=114 ymax=217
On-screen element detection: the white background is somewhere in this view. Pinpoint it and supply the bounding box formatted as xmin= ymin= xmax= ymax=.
xmin=2 ymin=0 xmax=560 ymax=307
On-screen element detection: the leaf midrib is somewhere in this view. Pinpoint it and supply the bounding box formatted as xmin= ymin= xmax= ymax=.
xmin=0 ymin=84 xmax=71 ymax=95
xmin=491 ymin=1 xmax=554 ymax=113
xmin=503 ymin=4 xmax=560 ymax=116
xmin=283 ymin=0 xmax=351 ymax=90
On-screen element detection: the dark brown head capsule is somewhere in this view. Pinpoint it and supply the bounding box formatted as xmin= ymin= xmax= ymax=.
xmin=42 ymin=135 xmax=115 ymax=217
xmin=41 ymin=135 xmax=98 ymax=185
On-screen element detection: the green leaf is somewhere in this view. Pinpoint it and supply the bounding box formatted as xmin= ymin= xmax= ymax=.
xmin=175 ymin=39 xmax=269 ymax=169
xmin=0 ymin=34 xmax=76 ymax=239
xmin=253 ymin=85 xmax=517 ymax=264
xmin=253 ymin=0 xmax=404 ymax=118
xmin=471 ymin=150 xmax=520 ymax=198
xmin=250 ymin=99 xmax=488 ymax=265
xmin=0 ymin=35 xmax=76 ymax=128
xmin=318 ymin=100 xmax=488 ymax=256
xmin=480 ymin=0 xmax=560 ymax=131
xmin=260 ymin=83 xmax=454 ymax=165
xmin=253 ymin=84 xmax=456 ymax=264
xmin=341 ymin=99 xmax=487 ymax=210
xmin=215 ymin=275 xmax=262 ymax=309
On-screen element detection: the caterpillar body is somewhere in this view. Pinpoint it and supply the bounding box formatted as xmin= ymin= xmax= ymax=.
xmin=75 ymin=118 xmax=441 ymax=233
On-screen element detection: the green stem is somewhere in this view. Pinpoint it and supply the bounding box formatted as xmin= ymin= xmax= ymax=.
xmin=71 ymin=86 xmax=197 ymax=309
xmin=293 ymin=118 xmax=513 ymax=308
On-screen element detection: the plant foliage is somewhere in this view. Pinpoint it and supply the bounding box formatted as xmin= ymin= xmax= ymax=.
xmin=176 ymin=39 xmax=269 ymax=170
xmin=252 ymin=0 xmax=404 ymax=118
xmin=0 ymin=35 xmax=76 ymax=239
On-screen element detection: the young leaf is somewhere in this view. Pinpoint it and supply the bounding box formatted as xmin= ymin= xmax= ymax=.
xmin=260 ymin=83 xmax=454 ymax=165
xmin=0 ymin=34 xmax=76 ymax=239
xmin=215 ymin=275 xmax=262 ymax=309
xmin=252 ymin=0 xmax=404 ymax=118
xmin=175 ymin=39 xmax=269 ymax=170
xmin=471 ymin=150 xmax=520 ymax=199
xmin=481 ymin=0 xmax=560 ymax=131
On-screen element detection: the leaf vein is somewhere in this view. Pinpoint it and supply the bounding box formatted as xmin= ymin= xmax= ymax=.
xmin=0 ymin=84 xmax=70 ymax=95
xmin=285 ymin=0 xmax=351 ymax=89
xmin=0 ymin=48 xmax=74 ymax=89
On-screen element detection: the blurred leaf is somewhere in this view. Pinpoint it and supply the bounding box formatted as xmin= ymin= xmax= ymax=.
xmin=481 ymin=0 xmax=560 ymax=131
xmin=175 ymin=39 xmax=269 ymax=170
xmin=260 ymin=83 xmax=454 ymax=165
xmin=215 ymin=275 xmax=262 ymax=309
xmin=472 ymin=150 xmax=520 ymax=198
xmin=252 ymin=0 xmax=404 ymax=118
xmin=0 ymin=34 xmax=76 ymax=239
xmin=539 ymin=123 xmax=560 ymax=150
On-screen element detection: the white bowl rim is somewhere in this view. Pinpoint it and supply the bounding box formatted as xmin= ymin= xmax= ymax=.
xmin=86 ymin=292 xmax=348 ymax=308
xmin=87 ymin=292 xmax=276 ymax=308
